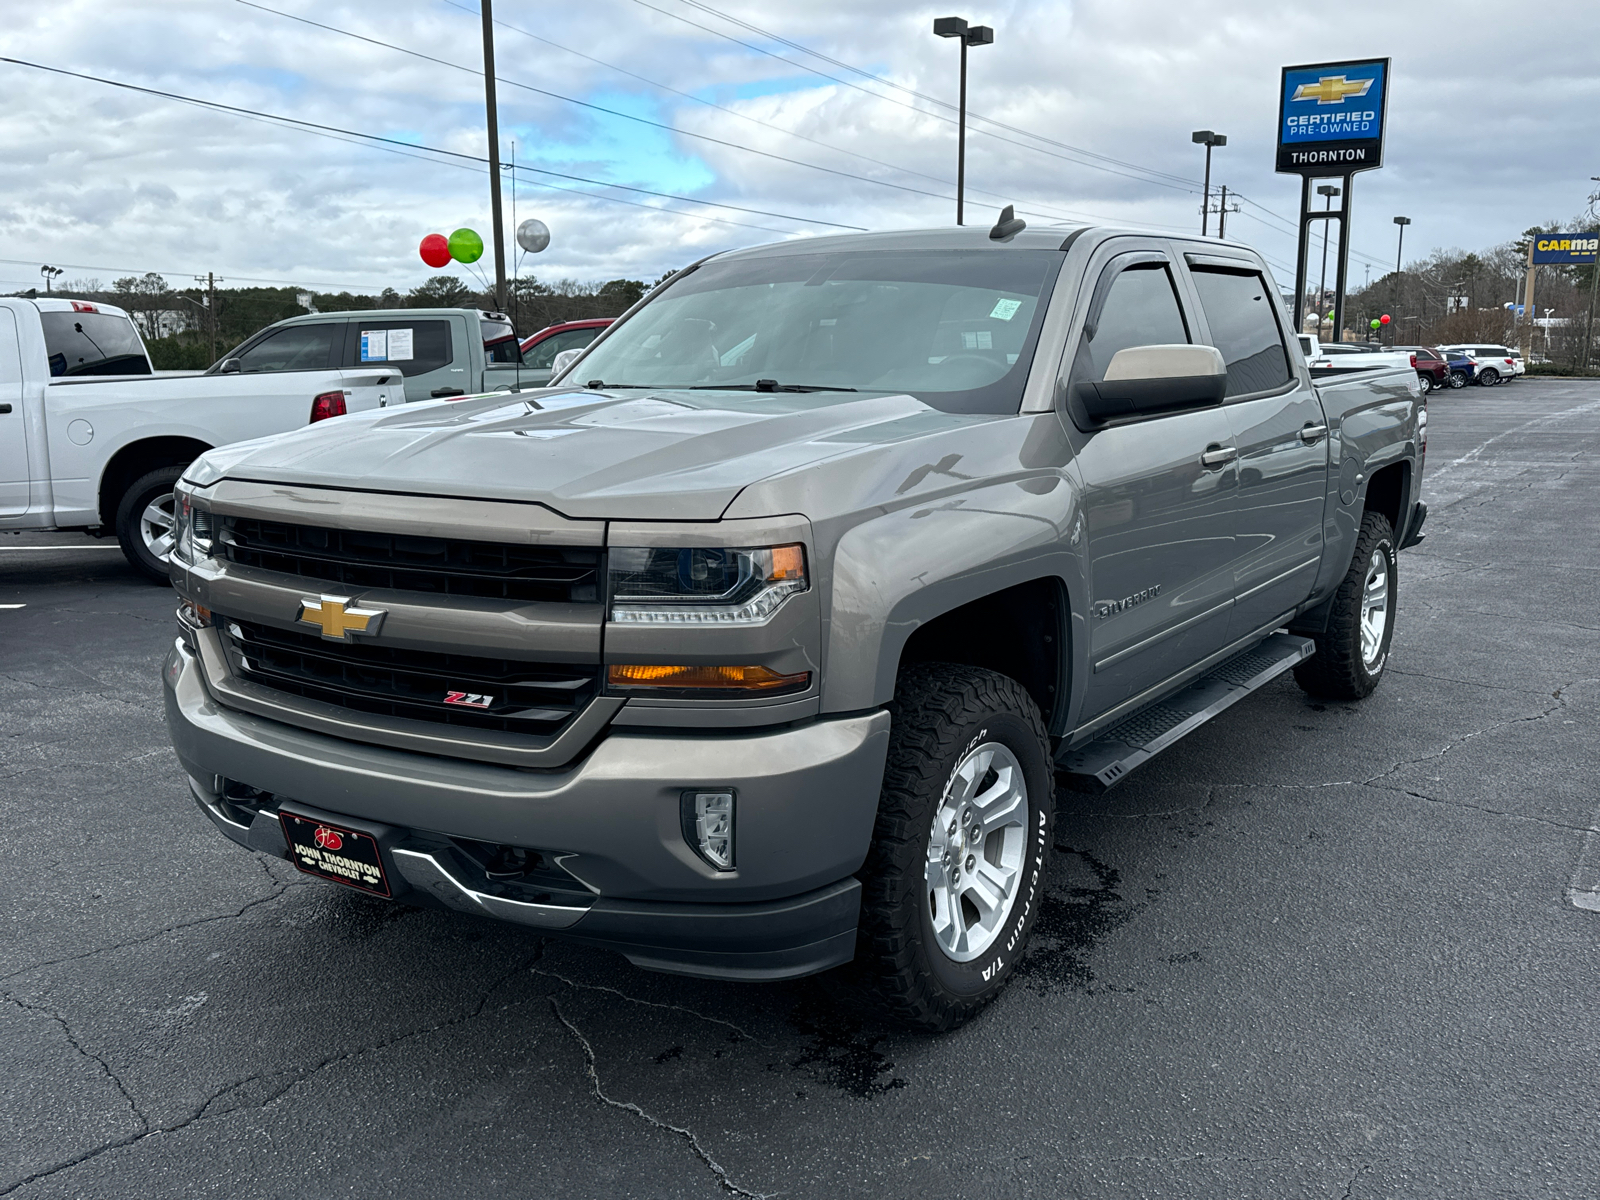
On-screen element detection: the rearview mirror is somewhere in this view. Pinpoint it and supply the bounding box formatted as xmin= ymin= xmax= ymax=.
xmin=1072 ymin=344 xmax=1226 ymax=425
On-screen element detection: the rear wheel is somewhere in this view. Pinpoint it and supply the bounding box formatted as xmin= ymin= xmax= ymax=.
xmin=858 ymin=664 xmax=1054 ymax=1032
xmin=1478 ymin=367 xmax=1500 ymax=386
xmin=114 ymin=465 xmax=186 ymax=584
xmin=1294 ymin=511 xmax=1397 ymax=701
xmin=1417 ymin=372 xmax=1436 ymax=393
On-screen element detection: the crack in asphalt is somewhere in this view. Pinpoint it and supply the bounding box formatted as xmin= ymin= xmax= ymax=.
xmin=550 ymin=996 xmax=771 ymax=1200
xmin=2 ymin=994 xmax=150 ymax=1134
xmin=0 ymin=948 xmax=550 ymax=1197
xmin=531 ymin=967 xmax=762 ymax=1044
xmin=0 ymin=745 xmax=175 ymax=783
xmin=1339 ymin=1162 xmax=1371 ymax=1199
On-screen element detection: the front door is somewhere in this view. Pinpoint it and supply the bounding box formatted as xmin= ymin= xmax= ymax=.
xmin=1065 ymin=246 xmax=1239 ymax=720
xmin=345 ymin=316 xmax=465 ymax=403
xmin=1183 ymin=261 xmax=1329 ymax=640
xmin=0 ymin=309 xmax=30 ymax=519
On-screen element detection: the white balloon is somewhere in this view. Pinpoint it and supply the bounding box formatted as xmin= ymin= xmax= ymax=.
xmin=516 ymin=218 xmax=551 ymax=253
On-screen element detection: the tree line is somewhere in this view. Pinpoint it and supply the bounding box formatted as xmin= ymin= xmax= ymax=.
xmin=23 ymin=271 xmax=663 ymax=370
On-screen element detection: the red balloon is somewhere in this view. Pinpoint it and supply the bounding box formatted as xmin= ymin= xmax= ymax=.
xmin=419 ymin=233 xmax=451 ymax=268
xmin=1379 ymin=314 xmax=1391 ymax=324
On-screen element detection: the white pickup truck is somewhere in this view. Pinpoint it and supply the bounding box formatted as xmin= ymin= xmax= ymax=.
xmin=0 ymin=298 xmax=532 ymax=580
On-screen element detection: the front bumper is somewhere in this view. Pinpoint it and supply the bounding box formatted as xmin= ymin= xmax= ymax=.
xmin=164 ymin=640 xmax=890 ymax=980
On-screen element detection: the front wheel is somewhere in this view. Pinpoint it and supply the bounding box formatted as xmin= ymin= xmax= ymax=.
xmin=114 ymin=465 xmax=187 ymax=584
xmin=1449 ymin=370 xmax=1468 ymax=389
xmin=1294 ymin=511 xmax=1397 ymax=700
xmin=858 ymin=664 xmax=1054 ymax=1032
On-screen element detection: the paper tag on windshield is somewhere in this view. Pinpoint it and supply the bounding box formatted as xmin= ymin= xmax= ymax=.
xmin=989 ymin=298 xmax=1023 ymax=321
xmin=360 ymin=330 xmax=387 ymax=361
xmin=386 ymin=328 xmax=414 ymax=361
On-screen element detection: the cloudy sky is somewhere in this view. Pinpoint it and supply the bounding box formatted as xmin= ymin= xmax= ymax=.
xmin=3 ymin=0 xmax=1598 ymax=299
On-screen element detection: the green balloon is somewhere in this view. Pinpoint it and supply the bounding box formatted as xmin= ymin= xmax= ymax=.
xmin=1370 ymin=319 xmax=1381 ymax=329
xmin=448 ymin=228 xmax=484 ymax=264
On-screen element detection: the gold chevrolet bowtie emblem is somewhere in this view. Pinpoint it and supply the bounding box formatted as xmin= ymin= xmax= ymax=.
xmin=1292 ymin=75 xmax=1374 ymax=105
xmin=297 ymin=595 xmax=386 ymax=641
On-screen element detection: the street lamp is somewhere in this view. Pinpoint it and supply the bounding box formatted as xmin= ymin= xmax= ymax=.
xmin=1392 ymin=216 xmax=1412 ymax=347
xmin=934 ymin=16 xmax=994 ymax=226
xmin=1316 ymin=185 xmax=1340 ymax=336
xmin=1191 ymin=131 xmax=1226 ymax=236
xmin=39 ymin=265 xmax=63 ymax=294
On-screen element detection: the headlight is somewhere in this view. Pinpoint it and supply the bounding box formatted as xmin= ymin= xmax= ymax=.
xmin=608 ymin=544 xmax=807 ymax=625
xmin=171 ymin=487 xmax=215 ymax=565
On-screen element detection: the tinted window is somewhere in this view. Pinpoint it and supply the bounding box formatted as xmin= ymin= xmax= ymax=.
xmin=41 ymin=312 xmax=150 ymax=377
xmin=1071 ymin=263 xmax=1190 ymax=385
xmin=526 ymin=327 xmax=601 ymax=370
xmin=352 ymin=320 xmax=452 ymax=377
xmin=569 ymin=250 xmax=1063 ymax=414
xmin=1416 ymin=349 xmax=1440 ymax=361
xmin=1190 ymin=268 xmax=1292 ymax=397
xmin=232 ymin=324 xmax=338 ymax=373
xmin=482 ymin=316 xmax=522 ymax=363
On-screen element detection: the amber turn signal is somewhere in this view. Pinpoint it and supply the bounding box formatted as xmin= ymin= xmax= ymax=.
xmin=607 ymin=664 xmax=810 ymax=692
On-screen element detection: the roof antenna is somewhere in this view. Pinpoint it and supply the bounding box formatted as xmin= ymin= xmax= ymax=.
xmin=989 ymin=204 xmax=1026 ymax=241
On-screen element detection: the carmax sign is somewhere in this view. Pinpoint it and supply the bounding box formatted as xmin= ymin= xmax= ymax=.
xmin=1532 ymin=234 xmax=1599 ymax=265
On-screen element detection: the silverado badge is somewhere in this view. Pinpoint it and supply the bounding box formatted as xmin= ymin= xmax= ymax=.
xmin=297 ymin=595 xmax=387 ymax=641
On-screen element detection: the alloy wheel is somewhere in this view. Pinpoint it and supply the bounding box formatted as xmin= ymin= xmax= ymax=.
xmin=924 ymin=741 xmax=1029 ymax=962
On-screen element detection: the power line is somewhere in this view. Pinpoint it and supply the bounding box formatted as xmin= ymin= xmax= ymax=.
xmin=0 ymin=55 xmax=860 ymax=235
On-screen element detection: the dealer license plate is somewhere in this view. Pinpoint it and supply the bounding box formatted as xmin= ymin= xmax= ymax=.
xmin=280 ymin=813 xmax=391 ymax=897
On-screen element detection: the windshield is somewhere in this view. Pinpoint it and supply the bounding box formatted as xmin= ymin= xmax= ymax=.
xmin=566 ymin=249 xmax=1064 ymax=414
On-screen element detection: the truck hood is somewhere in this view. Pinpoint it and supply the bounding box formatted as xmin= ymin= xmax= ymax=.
xmin=204 ymin=387 xmax=982 ymax=520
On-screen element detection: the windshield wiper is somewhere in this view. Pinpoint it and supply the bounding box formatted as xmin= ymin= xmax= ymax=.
xmin=686 ymin=380 xmax=858 ymax=393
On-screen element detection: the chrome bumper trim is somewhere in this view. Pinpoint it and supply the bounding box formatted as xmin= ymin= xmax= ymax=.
xmin=392 ymin=848 xmax=592 ymax=929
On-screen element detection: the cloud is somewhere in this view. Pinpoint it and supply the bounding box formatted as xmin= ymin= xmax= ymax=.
xmin=1 ymin=0 xmax=1595 ymax=299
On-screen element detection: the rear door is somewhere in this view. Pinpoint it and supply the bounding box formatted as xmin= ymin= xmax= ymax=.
xmin=1065 ymin=241 xmax=1239 ymax=719
xmin=0 ymin=309 xmax=28 ymax=517
xmin=344 ymin=315 xmax=465 ymax=402
xmin=1182 ymin=256 xmax=1328 ymax=642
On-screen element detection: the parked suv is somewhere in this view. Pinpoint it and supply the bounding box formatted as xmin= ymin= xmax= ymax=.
xmin=1393 ymin=346 xmax=1450 ymax=393
xmin=1440 ymin=344 xmax=1517 ymax=386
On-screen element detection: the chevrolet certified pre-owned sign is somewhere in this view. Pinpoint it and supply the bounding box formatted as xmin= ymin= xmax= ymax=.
xmin=1532 ymin=234 xmax=1600 ymax=265
xmin=1277 ymin=58 xmax=1390 ymax=174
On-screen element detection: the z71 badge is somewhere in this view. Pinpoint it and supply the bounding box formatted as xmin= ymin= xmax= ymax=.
xmin=442 ymin=691 xmax=494 ymax=709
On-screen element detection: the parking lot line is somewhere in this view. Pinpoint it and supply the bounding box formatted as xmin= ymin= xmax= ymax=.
xmin=0 ymin=545 xmax=124 ymax=550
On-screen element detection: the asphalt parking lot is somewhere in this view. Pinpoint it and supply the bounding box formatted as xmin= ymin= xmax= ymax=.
xmin=4 ymin=379 xmax=1599 ymax=1200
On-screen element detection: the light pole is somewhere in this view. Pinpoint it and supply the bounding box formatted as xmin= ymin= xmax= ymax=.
xmin=1191 ymin=131 xmax=1226 ymax=236
xmin=1392 ymin=216 xmax=1411 ymax=348
xmin=1585 ymin=177 xmax=1600 ymax=373
xmin=39 ymin=265 xmax=62 ymax=294
xmin=1316 ymin=185 xmax=1340 ymax=337
xmin=934 ymin=17 xmax=994 ymax=226
xmin=480 ymin=0 xmax=507 ymax=311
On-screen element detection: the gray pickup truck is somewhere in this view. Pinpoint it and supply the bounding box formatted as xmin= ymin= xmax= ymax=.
xmin=162 ymin=219 xmax=1426 ymax=1030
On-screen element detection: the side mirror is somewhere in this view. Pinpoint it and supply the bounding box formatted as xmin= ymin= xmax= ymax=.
xmin=1072 ymin=344 xmax=1226 ymax=425
xmin=219 ymin=357 xmax=242 ymax=374
xmin=550 ymin=347 xmax=584 ymax=380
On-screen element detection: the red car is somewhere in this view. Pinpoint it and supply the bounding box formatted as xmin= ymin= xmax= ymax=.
xmin=519 ymin=319 xmax=612 ymax=385
xmin=1393 ymin=346 xmax=1450 ymax=393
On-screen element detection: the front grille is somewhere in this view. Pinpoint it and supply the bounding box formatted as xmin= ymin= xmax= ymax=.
xmin=220 ymin=516 xmax=601 ymax=604
xmin=223 ymin=618 xmax=598 ymax=736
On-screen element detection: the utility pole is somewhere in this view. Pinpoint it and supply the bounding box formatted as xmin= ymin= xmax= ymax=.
xmin=1519 ymin=237 xmax=1537 ymax=358
xmin=1192 ymin=131 xmax=1226 ymax=236
xmin=481 ymin=0 xmax=507 ymax=311
xmin=1212 ymin=186 xmax=1239 ymax=239
xmin=195 ymin=273 xmax=221 ymax=365
xmin=1586 ymin=177 xmax=1600 ymax=373
xmin=933 ymin=17 xmax=994 ymax=226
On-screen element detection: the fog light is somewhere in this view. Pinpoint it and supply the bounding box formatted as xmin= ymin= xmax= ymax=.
xmin=682 ymin=791 xmax=735 ymax=871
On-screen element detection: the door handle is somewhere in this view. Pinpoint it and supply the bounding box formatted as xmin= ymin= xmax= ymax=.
xmin=1299 ymin=423 xmax=1328 ymax=443
xmin=1200 ymin=444 xmax=1237 ymax=469
xmin=430 ymin=387 xmax=466 ymax=398
xmin=0 ymin=403 xmax=11 ymax=414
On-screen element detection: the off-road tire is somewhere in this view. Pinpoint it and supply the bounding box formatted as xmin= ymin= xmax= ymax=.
xmin=1294 ymin=511 xmax=1397 ymax=701
xmin=857 ymin=663 xmax=1054 ymax=1032
xmin=115 ymin=465 xmax=186 ymax=584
